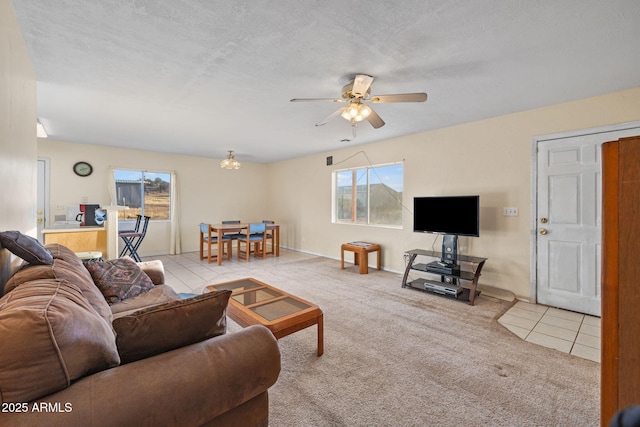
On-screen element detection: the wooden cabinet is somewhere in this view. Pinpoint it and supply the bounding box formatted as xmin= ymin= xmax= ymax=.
xmin=42 ymin=227 xmax=107 ymax=255
xmin=601 ymin=135 xmax=640 ymax=426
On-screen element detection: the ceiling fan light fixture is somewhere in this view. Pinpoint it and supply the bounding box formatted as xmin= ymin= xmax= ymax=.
xmin=292 ymin=73 xmax=426 ymax=130
xmin=346 ymin=103 xmax=359 ymax=118
xmin=342 ymin=102 xmax=371 ymax=123
xmin=220 ymin=150 xmax=241 ymax=170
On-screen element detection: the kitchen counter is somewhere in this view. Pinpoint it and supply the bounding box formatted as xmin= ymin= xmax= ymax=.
xmin=43 ymin=224 xmax=102 ymax=231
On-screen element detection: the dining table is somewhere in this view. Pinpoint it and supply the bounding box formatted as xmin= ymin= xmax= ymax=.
xmin=209 ymin=222 xmax=280 ymax=265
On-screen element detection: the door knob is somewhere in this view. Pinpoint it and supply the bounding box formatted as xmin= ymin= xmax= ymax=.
xmin=540 ymin=217 xmax=548 ymax=224
xmin=539 ymin=228 xmax=548 ymax=235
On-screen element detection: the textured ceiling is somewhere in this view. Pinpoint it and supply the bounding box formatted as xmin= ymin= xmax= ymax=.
xmin=12 ymin=0 xmax=640 ymax=163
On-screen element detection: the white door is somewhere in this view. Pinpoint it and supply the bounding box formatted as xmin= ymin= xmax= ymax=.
xmin=536 ymin=125 xmax=640 ymax=316
xmin=37 ymin=158 xmax=49 ymax=243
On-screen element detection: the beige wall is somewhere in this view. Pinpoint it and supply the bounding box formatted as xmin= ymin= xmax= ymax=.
xmin=36 ymin=88 xmax=640 ymax=299
xmin=0 ymin=0 xmax=37 ymax=290
xmin=34 ymin=88 xmax=640 ymax=299
xmin=268 ymin=87 xmax=640 ymax=299
xmin=37 ymin=139 xmax=269 ymax=256
xmin=15 ymin=0 xmax=637 ymax=299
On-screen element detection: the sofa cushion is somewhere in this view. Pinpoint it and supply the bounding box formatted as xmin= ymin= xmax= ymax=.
xmin=0 ymin=230 xmax=53 ymax=265
xmin=111 ymin=284 xmax=181 ymax=316
xmin=5 ymin=244 xmax=113 ymax=323
xmin=87 ymin=258 xmax=155 ymax=305
xmin=112 ymin=290 xmax=231 ymax=364
xmin=0 ymin=279 xmax=120 ymax=403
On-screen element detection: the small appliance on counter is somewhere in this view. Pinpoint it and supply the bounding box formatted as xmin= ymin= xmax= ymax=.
xmin=80 ymin=204 xmax=103 ymax=226
xmin=64 ymin=204 xmax=104 ymax=227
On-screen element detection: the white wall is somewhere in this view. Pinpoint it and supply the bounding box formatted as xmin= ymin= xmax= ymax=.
xmin=267 ymin=87 xmax=640 ymax=299
xmin=0 ymin=0 xmax=37 ymax=291
xmin=37 ymin=140 xmax=269 ymax=256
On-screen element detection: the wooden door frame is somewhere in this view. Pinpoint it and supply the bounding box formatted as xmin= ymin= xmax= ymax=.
xmin=529 ymin=120 xmax=640 ymax=303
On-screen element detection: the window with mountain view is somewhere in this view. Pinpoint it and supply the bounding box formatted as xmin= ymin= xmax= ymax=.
xmin=114 ymin=169 xmax=171 ymax=221
xmin=334 ymin=163 xmax=403 ymax=226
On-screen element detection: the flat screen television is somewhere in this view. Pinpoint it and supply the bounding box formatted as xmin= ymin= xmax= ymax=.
xmin=413 ymin=195 xmax=480 ymax=266
xmin=413 ymin=195 xmax=480 ymax=237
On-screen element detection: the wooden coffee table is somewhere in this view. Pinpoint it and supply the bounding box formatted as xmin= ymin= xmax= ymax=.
xmin=206 ymin=278 xmax=323 ymax=356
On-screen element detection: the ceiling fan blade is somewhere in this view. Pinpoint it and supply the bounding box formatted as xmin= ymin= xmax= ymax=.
xmin=315 ymin=107 xmax=346 ymax=127
xmin=370 ymin=93 xmax=428 ymax=103
xmin=351 ymin=74 xmax=374 ymax=98
xmin=366 ymin=108 xmax=385 ymax=129
xmin=291 ymin=97 xmax=345 ymax=102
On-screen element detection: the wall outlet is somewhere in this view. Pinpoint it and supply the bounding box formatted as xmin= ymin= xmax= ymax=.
xmin=503 ymin=207 xmax=519 ymax=217
xmin=81 ymin=196 xmax=88 ymax=203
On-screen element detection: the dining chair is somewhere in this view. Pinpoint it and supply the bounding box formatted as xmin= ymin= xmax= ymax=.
xmin=199 ymin=223 xmax=232 ymax=264
xmin=237 ymin=223 xmax=267 ymax=261
xmin=262 ymin=220 xmax=275 ymax=255
xmin=221 ymin=220 xmax=244 ymax=240
xmin=119 ymin=215 xmax=150 ymax=262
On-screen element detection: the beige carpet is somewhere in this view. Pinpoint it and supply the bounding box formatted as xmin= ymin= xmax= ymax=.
xmin=221 ymin=256 xmax=600 ymax=426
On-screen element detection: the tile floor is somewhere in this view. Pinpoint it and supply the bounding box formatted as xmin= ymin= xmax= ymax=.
xmin=498 ymin=300 xmax=601 ymax=363
xmin=149 ymin=248 xmax=319 ymax=295
xmin=149 ymin=250 xmax=602 ymax=363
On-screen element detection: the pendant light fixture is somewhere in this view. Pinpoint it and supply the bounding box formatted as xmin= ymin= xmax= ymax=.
xmin=220 ymin=150 xmax=241 ymax=170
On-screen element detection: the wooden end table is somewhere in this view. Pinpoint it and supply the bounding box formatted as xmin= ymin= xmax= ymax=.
xmin=206 ymin=278 xmax=323 ymax=356
xmin=341 ymin=242 xmax=381 ymax=274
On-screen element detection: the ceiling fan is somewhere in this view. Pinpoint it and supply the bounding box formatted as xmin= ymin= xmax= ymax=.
xmin=290 ymin=74 xmax=427 ymax=131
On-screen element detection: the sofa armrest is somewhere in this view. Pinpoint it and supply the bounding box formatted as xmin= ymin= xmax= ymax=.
xmin=0 ymin=325 xmax=280 ymax=427
xmin=136 ymin=259 xmax=165 ymax=285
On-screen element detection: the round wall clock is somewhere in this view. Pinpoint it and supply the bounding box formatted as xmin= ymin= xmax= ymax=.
xmin=73 ymin=161 xmax=93 ymax=177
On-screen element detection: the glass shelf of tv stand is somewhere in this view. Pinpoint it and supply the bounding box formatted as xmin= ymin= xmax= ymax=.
xmin=402 ymin=249 xmax=487 ymax=305
xmin=405 ymin=249 xmax=486 ymax=265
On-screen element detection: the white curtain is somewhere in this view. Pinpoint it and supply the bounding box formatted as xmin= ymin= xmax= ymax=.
xmin=169 ymin=171 xmax=181 ymax=254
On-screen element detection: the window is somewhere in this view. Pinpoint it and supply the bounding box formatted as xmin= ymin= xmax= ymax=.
xmin=114 ymin=170 xmax=171 ymax=221
xmin=334 ymin=163 xmax=403 ymax=226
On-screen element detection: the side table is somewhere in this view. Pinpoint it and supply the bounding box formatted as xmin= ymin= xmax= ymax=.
xmin=341 ymin=242 xmax=381 ymax=274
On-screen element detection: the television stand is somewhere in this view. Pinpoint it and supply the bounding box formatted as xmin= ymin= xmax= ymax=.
xmin=402 ymin=249 xmax=487 ymax=305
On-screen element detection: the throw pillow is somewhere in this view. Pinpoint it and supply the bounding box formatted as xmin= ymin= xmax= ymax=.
xmin=0 ymin=230 xmax=53 ymax=265
xmin=87 ymin=258 xmax=155 ymax=304
xmin=112 ymin=290 xmax=232 ymax=364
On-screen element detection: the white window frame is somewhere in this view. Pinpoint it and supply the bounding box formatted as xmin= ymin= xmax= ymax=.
xmin=332 ymin=161 xmax=403 ymax=228
xmin=114 ymin=169 xmax=172 ymax=223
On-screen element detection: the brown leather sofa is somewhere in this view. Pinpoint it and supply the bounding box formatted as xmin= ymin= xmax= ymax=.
xmin=0 ymin=244 xmax=281 ymax=427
